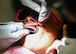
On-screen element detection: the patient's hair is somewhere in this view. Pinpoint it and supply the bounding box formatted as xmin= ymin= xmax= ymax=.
xmin=18 ymin=8 xmax=39 ymax=21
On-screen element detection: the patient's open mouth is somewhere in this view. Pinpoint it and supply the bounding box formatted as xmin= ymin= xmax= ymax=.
xmin=26 ymin=28 xmax=36 ymax=34
xmin=24 ymin=25 xmax=39 ymax=34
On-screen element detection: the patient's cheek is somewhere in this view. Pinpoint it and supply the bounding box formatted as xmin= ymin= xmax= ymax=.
xmin=2 ymin=46 xmax=35 ymax=54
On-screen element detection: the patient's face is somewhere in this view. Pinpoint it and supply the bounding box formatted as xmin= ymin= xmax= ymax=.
xmin=23 ymin=16 xmax=38 ymax=34
xmin=21 ymin=15 xmax=60 ymax=54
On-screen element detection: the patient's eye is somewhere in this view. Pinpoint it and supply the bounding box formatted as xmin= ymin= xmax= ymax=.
xmin=30 ymin=19 xmax=36 ymax=22
xmin=25 ymin=20 xmax=28 ymax=22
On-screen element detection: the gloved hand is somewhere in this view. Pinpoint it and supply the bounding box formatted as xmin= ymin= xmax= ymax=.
xmin=58 ymin=24 xmax=76 ymax=54
xmin=0 ymin=21 xmax=29 ymax=38
xmin=20 ymin=0 xmax=52 ymax=23
xmin=46 ymin=25 xmax=67 ymax=54
xmin=0 ymin=21 xmax=29 ymax=51
xmin=58 ymin=38 xmax=76 ymax=54
xmin=46 ymin=39 xmax=62 ymax=54
xmin=20 ymin=0 xmax=41 ymax=13
xmin=38 ymin=3 xmax=52 ymax=22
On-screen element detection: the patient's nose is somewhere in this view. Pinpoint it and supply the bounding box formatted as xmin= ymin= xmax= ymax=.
xmin=23 ymin=17 xmax=37 ymax=24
